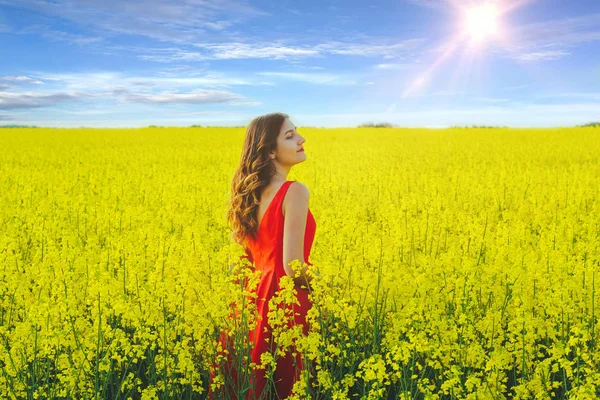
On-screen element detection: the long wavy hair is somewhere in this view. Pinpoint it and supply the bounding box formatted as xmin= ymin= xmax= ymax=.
xmin=227 ymin=112 xmax=289 ymax=247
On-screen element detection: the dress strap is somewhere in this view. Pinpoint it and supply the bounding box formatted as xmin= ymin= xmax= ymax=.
xmin=277 ymin=180 xmax=295 ymax=207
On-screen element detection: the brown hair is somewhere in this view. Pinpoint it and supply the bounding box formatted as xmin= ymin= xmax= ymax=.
xmin=227 ymin=112 xmax=289 ymax=247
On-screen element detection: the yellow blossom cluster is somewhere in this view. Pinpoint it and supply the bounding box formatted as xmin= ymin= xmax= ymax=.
xmin=1 ymin=126 xmax=599 ymax=399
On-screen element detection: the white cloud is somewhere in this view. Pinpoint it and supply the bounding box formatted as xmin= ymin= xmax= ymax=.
xmin=316 ymin=39 xmax=426 ymax=57
xmin=15 ymin=24 xmax=103 ymax=45
xmin=0 ymin=76 xmax=44 ymax=85
xmin=204 ymin=43 xmax=319 ymax=60
xmin=131 ymin=38 xmax=426 ymax=62
xmin=0 ymin=71 xmax=260 ymax=110
xmin=501 ymin=13 xmax=600 ymax=61
xmin=471 ymin=97 xmax=510 ymax=103
xmin=165 ymin=110 xmax=247 ymax=116
xmin=153 ymin=64 xmax=212 ymax=76
xmin=143 ymin=43 xmax=320 ymax=61
xmin=374 ymin=63 xmax=416 ymax=70
xmin=504 ymin=84 xmax=532 ymax=91
xmin=58 ymin=109 xmax=115 ymax=116
xmin=2 ymin=2 xmax=429 ymax=63
xmin=202 ymin=20 xmax=235 ymax=31
xmin=514 ymin=13 xmax=600 ymax=45
xmin=513 ymin=50 xmax=570 ymax=61
xmin=0 ymin=90 xmax=93 ymax=109
xmin=112 ymin=88 xmax=244 ymax=104
xmin=31 ymin=71 xmax=270 ymax=92
xmin=256 ymin=71 xmax=357 ymax=85
xmin=0 ymin=112 xmax=253 ymax=128
xmin=1 ymin=0 xmax=268 ymax=45
xmin=406 ymin=0 xmax=448 ymax=10
xmin=229 ymin=101 xmax=262 ymax=106
xmin=535 ymin=92 xmax=600 ymax=101
xmin=137 ymin=50 xmax=208 ymax=63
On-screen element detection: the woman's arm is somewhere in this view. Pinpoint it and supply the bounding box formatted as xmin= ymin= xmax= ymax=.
xmin=282 ymin=182 xmax=313 ymax=288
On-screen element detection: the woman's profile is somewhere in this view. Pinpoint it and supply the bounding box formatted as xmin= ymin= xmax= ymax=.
xmin=209 ymin=112 xmax=316 ymax=399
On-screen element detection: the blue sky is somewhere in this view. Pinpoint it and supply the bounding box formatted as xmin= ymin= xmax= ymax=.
xmin=1 ymin=0 xmax=599 ymax=128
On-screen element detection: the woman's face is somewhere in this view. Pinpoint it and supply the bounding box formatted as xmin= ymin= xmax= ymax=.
xmin=271 ymin=118 xmax=306 ymax=165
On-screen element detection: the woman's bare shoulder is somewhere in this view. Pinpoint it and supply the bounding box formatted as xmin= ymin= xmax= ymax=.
xmin=283 ymin=181 xmax=310 ymax=213
xmin=289 ymin=181 xmax=310 ymax=195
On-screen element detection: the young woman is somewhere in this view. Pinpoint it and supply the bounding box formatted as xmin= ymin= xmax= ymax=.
xmin=209 ymin=112 xmax=317 ymax=399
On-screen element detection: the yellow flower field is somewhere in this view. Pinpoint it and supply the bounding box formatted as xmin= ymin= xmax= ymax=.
xmin=1 ymin=126 xmax=599 ymax=399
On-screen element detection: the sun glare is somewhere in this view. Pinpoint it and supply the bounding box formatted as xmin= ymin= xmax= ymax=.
xmin=403 ymin=0 xmax=516 ymax=97
xmin=465 ymin=4 xmax=499 ymax=43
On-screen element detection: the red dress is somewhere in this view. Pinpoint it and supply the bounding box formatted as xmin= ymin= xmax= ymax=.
xmin=209 ymin=180 xmax=316 ymax=399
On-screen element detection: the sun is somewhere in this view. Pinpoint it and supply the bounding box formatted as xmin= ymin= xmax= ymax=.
xmin=402 ymin=0 xmax=515 ymax=97
xmin=464 ymin=3 xmax=500 ymax=43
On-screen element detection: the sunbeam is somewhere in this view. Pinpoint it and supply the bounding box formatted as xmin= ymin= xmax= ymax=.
xmin=402 ymin=0 xmax=536 ymax=97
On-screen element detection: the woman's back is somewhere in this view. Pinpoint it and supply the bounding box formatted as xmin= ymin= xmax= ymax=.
xmin=247 ymin=180 xmax=316 ymax=279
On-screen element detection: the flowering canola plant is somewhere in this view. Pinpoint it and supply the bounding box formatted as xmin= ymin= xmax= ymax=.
xmin=0 ymin=126 xmax=599 ymax=399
